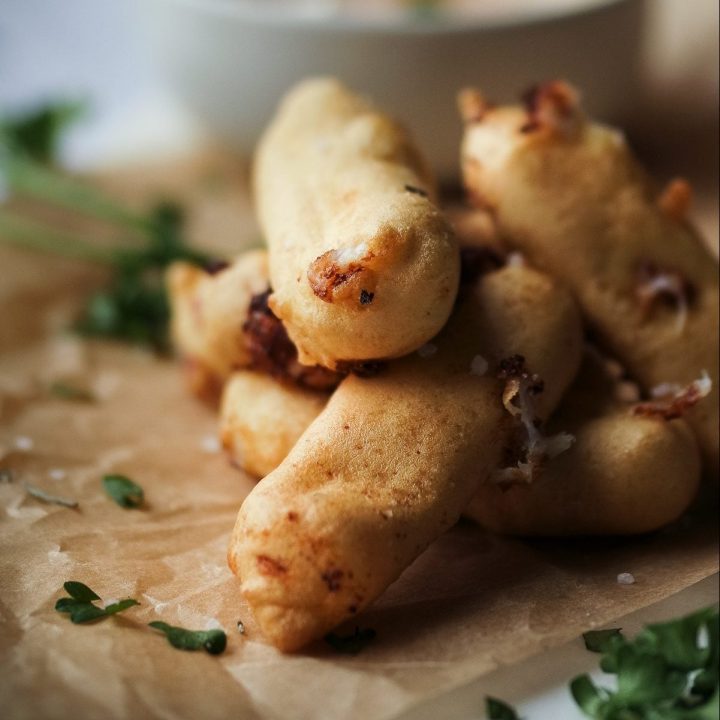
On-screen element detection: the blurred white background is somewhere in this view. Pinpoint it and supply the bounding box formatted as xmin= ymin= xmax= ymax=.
xmin=1 ymin=0 xmax=717 ymax=175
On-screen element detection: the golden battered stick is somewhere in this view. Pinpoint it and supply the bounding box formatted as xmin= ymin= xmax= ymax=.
xmin=465 ymin=355 xmax=701 ymax=535
xmin=254 ymin=77 xmax=460 ymax=370
xmin=220 ymin=370 xmax=326 ymax=479
xmin=218 ymin=212 xmax=505 ymax=477
xmin=228 ymin=264 xmax=582 ymax=651
xmin=459 ymin=82 xmax=719 ymax=475
xmin=219 ymin=345 xmax=699 ymax=534
xmin=166 ymin=251 xmax=269 ymax=398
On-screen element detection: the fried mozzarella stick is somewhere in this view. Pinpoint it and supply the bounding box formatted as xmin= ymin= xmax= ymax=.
xmin=167 ymin=251 xmax=339 ymax=400
xmin=167 ymin=251 xmax=269 ymax=399
xmin=228 ymin=264 xmax=582 ymax=651
xmin=254 ymin=78 xmax=460 ymax=370
xmin=220 ymin=371 xmax=327 ymax=479
xmin=459 ymin=82 xmax=719 ymax=475
xmin=465 ymin=356 xmax=701 ymax=536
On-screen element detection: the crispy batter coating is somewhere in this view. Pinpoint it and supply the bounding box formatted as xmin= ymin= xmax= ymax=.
xmin=166 ymin=251 xmax=269 ymax=397
xmin=220 ymin=371 xmax=328 ymax=479
xmin=465 ymin=355 xmax=701 ymax=535
xmin=227 ymin=265 xmax=582 ymax=651
xmin=459 ymin=82 xmax=719 ymax=476
xmin=254 ymin=78 xmax=460 ymax=370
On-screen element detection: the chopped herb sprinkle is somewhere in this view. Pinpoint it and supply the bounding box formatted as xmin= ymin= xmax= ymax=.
xmin=102 ymin=474 xmax=144 ymax=508
xmin=149 ymin=621 xmax=227 ymax=655
xmin=55 ymin=581 xmax=139 ymax=623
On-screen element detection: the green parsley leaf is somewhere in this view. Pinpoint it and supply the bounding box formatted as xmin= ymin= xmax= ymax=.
xmin=572 ymin=607 xmax=719 ymax=719
xmin=0 ymin=100 xmax=85 ymax=165
xmin=55 ymin=581 xmax=139 ymax=624
xmin=614 ymin=645 xmax=687 ymax=704
xmin=102 ymin=474 xmax=144 ymax=508
xmin=324 ymin=626 xmax=376 ymax=654
xmin=485 ymin=695 xmax=521 ymax=720
xmin=104 ymin=599 xmax=141 ymax=616
xmin=64 ymin=581 xmax=100 ymax=602
xmin=583 ymin=628 xmax=624 ymax=653
xmin=638 ymin=607 xmax=715 ymax=671
xmin=49 ymin=381 xmax=95 ymax=402
xmin=570 ymin=675 xmax=606 ymax=717
xmin=148 ymin=621 xmax=227 ymax=655
xmin=56 ymin=600 xmax=109 ymax=624
xmin=1 ymin=102 xmax=217 ymax=355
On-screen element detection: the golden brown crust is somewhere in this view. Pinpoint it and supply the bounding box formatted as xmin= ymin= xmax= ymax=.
xmin=465 ymin=356 xmax=702 ymax=535
xmin=165 ymin=251 xmax=270 ymax=389
xmin=219 ymin=370 xmax=327 ymax=479
xmin=228 ymin=264 xmax=582 ymax=652
xmin=254 ymin=77 xmax=460 ymax=369
xmin=459 ymin=84 xmax=719 ymax=476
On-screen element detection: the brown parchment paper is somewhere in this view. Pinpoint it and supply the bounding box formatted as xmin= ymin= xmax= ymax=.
xmin=1 ymin=153 xmax=718 ymax=720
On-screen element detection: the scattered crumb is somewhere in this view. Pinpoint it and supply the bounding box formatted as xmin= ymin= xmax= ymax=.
xmin=237 ymin=620 xmax=246 ymax=635
xmin=200 ymin=434 xmax=221 ymax=454
xmin=14 ymin=436 xmax=34 ymax=452
xmin=142 ymin=594 xmax=169 ymax=614
xmin=47 ymin=543 xmax=70 ymax=566
xmin=617 ymin=572 xmax=636 ymax=586
xmin=380 ymin=509 xmax=394 ymax=519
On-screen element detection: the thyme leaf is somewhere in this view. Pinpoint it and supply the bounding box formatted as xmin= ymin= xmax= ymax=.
xmin=55 ymin=581 xmax=139 ymax=624
xmin=149 ymin=621 xmax=227 ymax=655
xmin=102 ymin=474 xmax=144 ymax=509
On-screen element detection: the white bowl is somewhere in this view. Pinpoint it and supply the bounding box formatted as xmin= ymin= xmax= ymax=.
xmin=134 ymin=0 xmax=644 ymax=179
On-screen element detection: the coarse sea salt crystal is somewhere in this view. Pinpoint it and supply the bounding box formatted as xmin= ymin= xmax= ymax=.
xmin=200 ymin=434 xmax=221 ymax=454
xmin=470 ymin=355 xmax=488 ymax=376
xmin=417 ymin=343 xmax=437 ymax=358
xmin=617 ymin=572 xmax=636 ymax=586
xmin=143 ymin=594 xmax=169 ymax=614
xmin=47 ymin=543 xmax=70 ymax=566
xmin=14 ymin=436 xmax=33 ymax=452
xmin=48 ymin=468 xmax=66 ymax=481
xmin=506 ymin=251 xmax=526 ymax=267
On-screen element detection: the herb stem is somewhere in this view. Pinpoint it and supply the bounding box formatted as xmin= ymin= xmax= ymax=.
xmin=0 ymin=208 xmax=117 ymax=264
xmin=4 ymin=155 xmax=152 ymax=234
xmin=23 ymin=481 xmax=79 ymax=508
